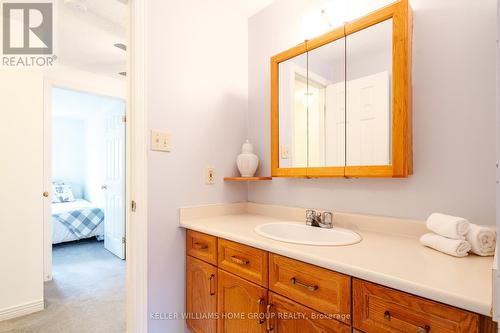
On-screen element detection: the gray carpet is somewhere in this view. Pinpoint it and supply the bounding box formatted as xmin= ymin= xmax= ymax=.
xmin=0 ymin=239 xmax=126 ymax=333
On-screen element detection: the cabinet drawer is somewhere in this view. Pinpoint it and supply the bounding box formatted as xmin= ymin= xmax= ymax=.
xmin=187 ymin=230 xmax=217 ymax=265
xmin=353 ymin=279 xmax=479 ymax=333
xmin=269 ymin=254 xmax=351 ymax=324
xmin=218 ymin=239 xmax=268 ymax=287
xmin=268 ymin=292 xmax=351 ymax=333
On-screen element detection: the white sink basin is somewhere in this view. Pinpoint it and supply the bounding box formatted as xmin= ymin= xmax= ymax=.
xmin=254 ymin=222 xmax=361 ymax=246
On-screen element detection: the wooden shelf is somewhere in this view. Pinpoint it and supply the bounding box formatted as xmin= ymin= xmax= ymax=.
xmin=224 ymin=177 xmax=272 ymax=181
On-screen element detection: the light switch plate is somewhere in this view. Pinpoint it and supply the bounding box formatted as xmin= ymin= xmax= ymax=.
xmin=281 ymin=145 xmax=289 ymax=159
xmin=151 ymin=130 xmax=171 ymax=152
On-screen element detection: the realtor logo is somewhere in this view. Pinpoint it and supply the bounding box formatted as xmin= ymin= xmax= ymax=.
xmin=2 ymin=2 xmax=53 ymax=54
xmin=1 ymin=1 xmax=55 ymax=67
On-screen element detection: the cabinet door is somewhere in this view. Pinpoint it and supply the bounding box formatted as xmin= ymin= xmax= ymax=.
xmin=217 ymin=269 xmax=267 ymax=333
xmin=186 ymin=256 xmax=217 ymax=333
xmin=267 ymin=292 xmax=351 ymax=333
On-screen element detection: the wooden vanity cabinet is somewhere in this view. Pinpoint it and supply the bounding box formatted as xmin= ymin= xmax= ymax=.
xmin=186 ymin=231 xmax=496 ymax=333
xmin=271 ymin=0 xmax=413 ymax=178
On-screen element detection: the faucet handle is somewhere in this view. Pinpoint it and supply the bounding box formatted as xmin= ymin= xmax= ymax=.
xmin=322 ymin=212 xmax=333 ymax=224
xmin=305 ymin=210 xmax=316 ymax=226
xmin=306 ymin=209 xmax=316 ymax=219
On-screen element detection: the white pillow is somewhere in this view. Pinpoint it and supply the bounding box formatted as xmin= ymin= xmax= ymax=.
xmin=52 ymin=182 xmax=75 ymax=203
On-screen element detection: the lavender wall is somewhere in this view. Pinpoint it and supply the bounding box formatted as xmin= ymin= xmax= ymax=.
xmin=248 ymin=0 xmax=497 ymax=225
xmin=146 ymin=1 xmax=249 ymax=331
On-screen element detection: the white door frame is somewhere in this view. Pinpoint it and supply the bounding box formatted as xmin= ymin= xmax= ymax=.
xmin=43 ymin=76 xmax=127 ymax=282
xmin=127 ymin=0 xmax=148 ymax=332
xmin=43 ymin=71 xmax=127 ymax=272
xmin=42 ymin=0 xmax=148 ymax=332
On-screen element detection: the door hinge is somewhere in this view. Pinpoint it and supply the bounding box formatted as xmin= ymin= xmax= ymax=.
xmin=122 ymin=237 xmax=126 ymax=244
xmin=131 ymin=200 xmax=137 ymax=212
xmin=122 ymin=115 xmax=127 ymax=123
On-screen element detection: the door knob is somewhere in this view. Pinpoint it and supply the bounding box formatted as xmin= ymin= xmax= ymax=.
xmin=101 ymin=185 xmax=107 ymax=190
xmin=43 ymin=191 xmax=49 ymax=197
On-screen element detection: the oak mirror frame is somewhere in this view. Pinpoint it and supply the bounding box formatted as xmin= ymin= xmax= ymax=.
xmin=270 ymin=0 xmax=412 ymax=178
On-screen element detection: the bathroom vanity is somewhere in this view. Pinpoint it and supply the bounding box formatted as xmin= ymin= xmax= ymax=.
xmin=181 ymin=203 xmax=497 ymax=333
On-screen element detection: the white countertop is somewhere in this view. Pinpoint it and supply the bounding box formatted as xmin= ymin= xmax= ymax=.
xmin=180 ymin=207 xmax=494 ymax=316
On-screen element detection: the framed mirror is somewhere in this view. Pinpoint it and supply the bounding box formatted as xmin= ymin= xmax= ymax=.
xmin=271 ymin=0 xmax=412 ymax=178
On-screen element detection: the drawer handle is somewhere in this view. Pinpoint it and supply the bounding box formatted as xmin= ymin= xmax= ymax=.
xmin=290 ymin=277 xmax=318 ymax=292
xmin=193 ymin=242 xmax=208 ymax=250
xmin=257 ymin=298 xmax=265 ymax=324
xmin=208 ymin=274 xmax=215 ymax=296
xmin=384 ymin=311 xmax=430 ymax=333
xmin=417 ymin=326 xmax=430 ymax=333
xmin=231 ymin=256 xmax=249 ymax=265
xmin=266 ymin=304 xmax=274 ymax=331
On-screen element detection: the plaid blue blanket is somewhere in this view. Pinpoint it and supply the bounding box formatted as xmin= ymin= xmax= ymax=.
xmin=54 ymin=207 xmax=104 ymax=239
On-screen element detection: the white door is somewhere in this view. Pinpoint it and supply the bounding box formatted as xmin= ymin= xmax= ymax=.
xmin=0 ymin=70 xmax=45 ymax=311
xmin=346 ymin=71 xmax=390 ymax=166
xmin=325 ymin=82 xmax=346 ymax=167
xmin=306 ymin=84 xmax=326 ymax=166
xmin=103 ymin=106 xmax=126 ymax=259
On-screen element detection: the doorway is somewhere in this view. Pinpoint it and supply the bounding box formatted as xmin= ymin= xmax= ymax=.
xmin=29 ymin=86 xmax=127 ymax=332
xmin=50 ymin=87 xmax=126 ymax=259
xmin=0 ymin=0 xmax=148 ymax=331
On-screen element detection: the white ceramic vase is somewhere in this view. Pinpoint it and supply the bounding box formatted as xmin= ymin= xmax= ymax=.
xmin=237 ymin=140 xmax=259 ymax=177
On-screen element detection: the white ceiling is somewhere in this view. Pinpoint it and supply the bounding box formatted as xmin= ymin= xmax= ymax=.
xmin=55 ymin=0 xmax=127 ymax=79
xmin=219 ymin=0 xmax=275 ymax=17
xmin=54 ymin=0 xmax=274 ymax=78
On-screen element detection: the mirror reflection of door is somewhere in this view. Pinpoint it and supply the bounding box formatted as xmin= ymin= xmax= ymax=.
xmin=307 ymin=37 xmax=346 ymax=168
xmin=292 ymin=73 xmax=328 ymax=167
xmin=346 ymin=18 xmax=393 ymax=166
xmin=292 ymin=74 xmax=308 ymax=167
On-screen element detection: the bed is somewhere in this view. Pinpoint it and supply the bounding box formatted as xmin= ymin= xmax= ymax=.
xmin=52 ymin=199 xmax=105 ymax=244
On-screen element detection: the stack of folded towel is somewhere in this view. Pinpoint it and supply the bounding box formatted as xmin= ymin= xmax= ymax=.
xmin=419 ymin=213 xmax=496 ymax=257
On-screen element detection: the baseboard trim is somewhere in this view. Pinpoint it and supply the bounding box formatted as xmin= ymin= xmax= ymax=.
xmin=0 ymin=299 xmax=44 ymax=321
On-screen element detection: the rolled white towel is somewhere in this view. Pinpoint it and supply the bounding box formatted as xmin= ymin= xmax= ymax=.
xmin=466 ymin=224 xmax=496 ymax=256
xmin=420 ymin=233 xmax=471 ymax=257
xmin=426 ymin=213 xmax=470 ymax=240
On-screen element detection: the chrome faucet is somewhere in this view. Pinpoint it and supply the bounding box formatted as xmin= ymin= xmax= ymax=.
xmin=306 ymin=210 xmax=333 ymax=229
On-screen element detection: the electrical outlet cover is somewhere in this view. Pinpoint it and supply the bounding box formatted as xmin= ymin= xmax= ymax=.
xmin=206 ymin=167 xmax=215 ymax=185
